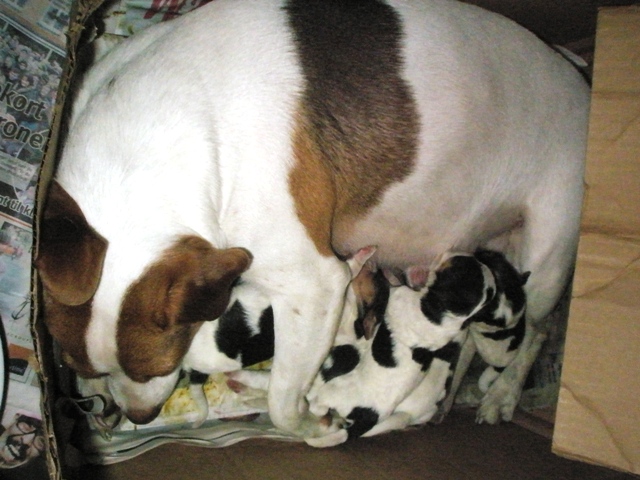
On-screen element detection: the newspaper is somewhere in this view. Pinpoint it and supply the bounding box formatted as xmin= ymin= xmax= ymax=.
xmin=66 ymin=368 xmax=298 ymax=465
xmin=0 ymin=0 xmax=68 ymax=474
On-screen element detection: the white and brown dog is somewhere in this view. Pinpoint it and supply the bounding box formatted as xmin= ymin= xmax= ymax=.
xmin=35 ymin=0 xmax=589 ymax=443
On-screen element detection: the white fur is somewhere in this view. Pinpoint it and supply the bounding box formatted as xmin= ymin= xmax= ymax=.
xmin=53 ymin=0 xmax=589 ymax=441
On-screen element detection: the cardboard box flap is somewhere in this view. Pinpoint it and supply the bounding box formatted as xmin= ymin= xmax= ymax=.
xmin=577 ymin=6 xmax=640 ymax=239
xmin=553 ymin=6 xmax=640 ymax=475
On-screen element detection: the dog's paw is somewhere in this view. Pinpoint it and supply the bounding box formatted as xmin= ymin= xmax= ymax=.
xmin=475 ymin=377 xmax=520 ymax=424
xmin=303 ymin=410 xmax=349 ymax=447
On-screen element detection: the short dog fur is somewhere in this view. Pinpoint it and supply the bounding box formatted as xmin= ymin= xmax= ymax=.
xmin=36 ymin=0 xmax=589 ymax=442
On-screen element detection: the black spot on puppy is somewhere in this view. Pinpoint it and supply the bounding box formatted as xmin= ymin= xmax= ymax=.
xmin=411 ymin=347 xmax=434 ymax=372
xmin=215 ymin=301 xmax=249 ymax=360
xmin=189 ymin=370 xmax=209 ymax=386
xmin=346 ymin=407 xmax=380 ymax=439
xmin=321 ymin=344 xmax=360 ymax=382
xmin=372 ymin=320 xmax=396 ymax=368
xmin=480 ymin=312 xmax=526 ymax=352
xmin=421 ymin=256 xmax=487 ymax=324
xmin=239 ymin=307 xmax=275 ymax=367
xmin=412 ymin=341 xmax=461 ymax=372
xmin=475 ymin=249 xmax=528 ymax=319
xmin=433 ymin=341 xmax=461 ymax=364
xmin=215 ymin=302 xmax=274 ymax=367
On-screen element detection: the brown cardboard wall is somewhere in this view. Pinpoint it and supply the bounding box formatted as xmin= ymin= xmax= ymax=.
xmin=553 ymin=6 xmax=640 ymax=475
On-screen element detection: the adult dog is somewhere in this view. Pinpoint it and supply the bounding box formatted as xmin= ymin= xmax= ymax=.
xmin=36 ymin=0 xmax=589 ymax=443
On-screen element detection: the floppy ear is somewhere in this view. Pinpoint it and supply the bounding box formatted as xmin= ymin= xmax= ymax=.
xmin=117 ymin=236 xmax=253 ymax=381
xmin=35 ymin=182 xmax=107 ymax=306
xmin=122 ymin=236 xmax=253 ymax=330
xmin=345 ymin=245 xmax=377 ymax=278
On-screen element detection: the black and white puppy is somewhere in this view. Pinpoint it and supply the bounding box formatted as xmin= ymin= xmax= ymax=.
xmin=438 ymin=249 xmax=530 ymax=424
xmin=306 ymin=252 xmax=497 ymax=444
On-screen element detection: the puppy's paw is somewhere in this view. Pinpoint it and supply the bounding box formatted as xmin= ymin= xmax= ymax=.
xmin=304 ymin=428 xmax=349 ymax=448
xmin=225 ymin=370 xmax=270 ymax=392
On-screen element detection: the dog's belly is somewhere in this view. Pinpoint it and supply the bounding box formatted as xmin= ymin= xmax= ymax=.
xmin=335 ymin=210 xmax=521 ymax=270
xmin=333 ymin=172 xmax=524 ymax=269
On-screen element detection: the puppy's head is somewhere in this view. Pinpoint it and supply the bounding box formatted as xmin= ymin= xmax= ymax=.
xmin=420 ymin=253 xmax=496 ymax=324
xmin=473 ymin=249 xmax=529 ymax=328
xmin=36 ymin=182 xmax=252 ymax=424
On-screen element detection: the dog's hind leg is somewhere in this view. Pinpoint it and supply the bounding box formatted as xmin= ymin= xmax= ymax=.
xmin=476 ymin=324 xmax=546 ymax=424
xmin=477 ymin=173 xmax=583 ymax=424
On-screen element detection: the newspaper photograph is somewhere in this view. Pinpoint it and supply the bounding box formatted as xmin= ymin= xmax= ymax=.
xmin=0 ymin=0 xmax=67 ymax=476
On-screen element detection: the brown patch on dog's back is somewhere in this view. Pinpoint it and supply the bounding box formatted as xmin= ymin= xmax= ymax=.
xmin=288 ymin=112 xmax=337 ymax=257
xmin=117 ymin=236 xmax=253 ymax=382
xmin=285 ymin=0 xmax=419 ymax=254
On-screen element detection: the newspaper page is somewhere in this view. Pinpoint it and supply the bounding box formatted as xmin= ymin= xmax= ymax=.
xmin=0 ymin=0 xmax=69 ymax=476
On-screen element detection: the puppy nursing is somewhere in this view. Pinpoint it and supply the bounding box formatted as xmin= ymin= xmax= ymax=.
xmin=306 ymin=250 xmax=530 ymax=443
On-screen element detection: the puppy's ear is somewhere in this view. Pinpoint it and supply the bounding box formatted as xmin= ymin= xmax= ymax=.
xmin=403 ymin=265 xmax=430 ymax=290
xmin=35 ymin=182 xmax=107 ymax=306
xmin=521 ymin=271 xmax=531 ymax=286
xmin=345 ymin=245 xmax=377 ymax=278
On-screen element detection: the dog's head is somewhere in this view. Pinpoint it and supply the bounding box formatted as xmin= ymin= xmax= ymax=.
xmin=36 ymin=182 xmax=253 ymax=424
xmin=418 ymin=252 xmax=497 ymax=326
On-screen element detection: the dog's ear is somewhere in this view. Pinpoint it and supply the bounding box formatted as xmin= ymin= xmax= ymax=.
xmin=117 ymin=237 xmax=253 ymax=381
xmin=122 ymin=236 xmax=253 ymax=330
xmin=345 ymin=245 xmax=377 ymax=278
xmin=35 ymin=182 xmax=108 ymax=306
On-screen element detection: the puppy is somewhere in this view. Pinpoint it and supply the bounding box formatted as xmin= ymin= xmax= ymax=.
xmin=437 ymin=249 xmax=530 ymax=424
xmin=36 ymin=0 xmax=589 ymax=442
xmin=306 ymin=253 xmax=496 ymax=443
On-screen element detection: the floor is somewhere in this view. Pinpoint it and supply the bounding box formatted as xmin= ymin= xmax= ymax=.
xmin=61 ymin=409 xmax=638 ymax=480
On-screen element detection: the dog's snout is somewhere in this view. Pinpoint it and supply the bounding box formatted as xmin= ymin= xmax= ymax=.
xmin=125 ymin=404 xmax=163 ymax=425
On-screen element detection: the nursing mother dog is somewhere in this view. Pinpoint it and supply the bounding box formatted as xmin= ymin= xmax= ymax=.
xmin=35 ymin=0 xmax=589 ymax=445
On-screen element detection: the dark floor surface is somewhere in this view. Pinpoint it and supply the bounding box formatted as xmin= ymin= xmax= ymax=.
xmin=62 ymin=409 xmax=638 ymax=480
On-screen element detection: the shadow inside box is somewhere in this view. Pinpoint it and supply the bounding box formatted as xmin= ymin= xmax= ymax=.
xmin=60 ymin=408 xmax=639 ymax=480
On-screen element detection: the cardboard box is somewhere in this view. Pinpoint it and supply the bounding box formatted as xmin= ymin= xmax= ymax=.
xmin=552 ymin=6 xmax=640 ymax=475
xmin=28 ymin=2 xmax=639 ymax=479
